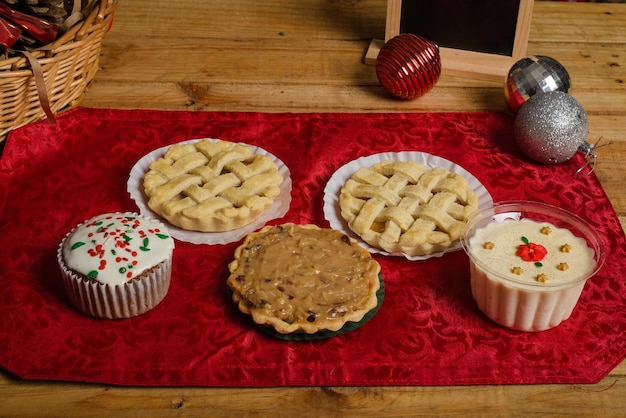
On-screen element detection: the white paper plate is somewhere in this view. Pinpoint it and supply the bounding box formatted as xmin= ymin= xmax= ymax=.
xmin=323 ymin=151 xmax=493 ymax=260
xmin=128 ymin=139 xmax=292 ymax=245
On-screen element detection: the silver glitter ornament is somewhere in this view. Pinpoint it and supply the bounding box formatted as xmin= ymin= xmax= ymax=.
xmin=505 ymin=55 xmax=571 ymax=113
xmin=514 ymin=91 xmax=588 ymax=164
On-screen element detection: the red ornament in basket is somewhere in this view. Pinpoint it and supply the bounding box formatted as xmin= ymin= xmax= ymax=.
xmin=0 ymin=2 xmax=58 ymax=48
xmin=0 ymin=0 xmax=99 ymax=50
xmin=376 ymin=33 xmax=441 ymax=100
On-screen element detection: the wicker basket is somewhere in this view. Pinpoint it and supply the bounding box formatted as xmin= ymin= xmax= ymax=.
xmin=0 ymin=0 xmax=118 ymax=141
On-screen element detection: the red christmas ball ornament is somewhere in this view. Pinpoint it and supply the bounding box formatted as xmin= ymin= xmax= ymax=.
xmin=376 ymin=33 xmax=441 ymax=100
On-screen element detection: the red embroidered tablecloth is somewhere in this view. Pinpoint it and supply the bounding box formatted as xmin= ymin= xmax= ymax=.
xmin=0 ymin=108 xmax=624 ymax=387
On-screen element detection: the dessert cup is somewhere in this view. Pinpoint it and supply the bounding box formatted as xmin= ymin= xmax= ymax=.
xmin=460 ymin=201 xmax=606 ymax=331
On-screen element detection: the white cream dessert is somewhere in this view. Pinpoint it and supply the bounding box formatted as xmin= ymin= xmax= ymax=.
xmin=467 ymin=218 xmax=596 ymax=331
xmin=58 ymin=212 xmax=175 ymax=319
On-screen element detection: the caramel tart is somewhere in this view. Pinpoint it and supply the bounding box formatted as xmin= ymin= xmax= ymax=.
xmin=226 ymin=223 xmax=382 ymax=336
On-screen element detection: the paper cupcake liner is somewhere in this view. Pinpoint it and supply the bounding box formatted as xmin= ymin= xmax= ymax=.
xmin=58 ymin=255 xmax=172 ymax=319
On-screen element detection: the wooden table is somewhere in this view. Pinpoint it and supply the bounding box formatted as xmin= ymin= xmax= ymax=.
xmin=2 ymin=1 xmax=625 ymax=416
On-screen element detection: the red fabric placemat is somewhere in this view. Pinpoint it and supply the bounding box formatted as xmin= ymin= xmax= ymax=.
xmin=0 ymin=108 xmax=624 ymax=387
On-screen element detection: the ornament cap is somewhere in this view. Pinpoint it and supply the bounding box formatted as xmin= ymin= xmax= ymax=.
xmin=575 ymin=137 xmax=611 ymax=176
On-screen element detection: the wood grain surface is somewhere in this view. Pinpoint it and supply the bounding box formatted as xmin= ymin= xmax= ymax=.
xmin=1 ymin=1 xmax=625 ymax=416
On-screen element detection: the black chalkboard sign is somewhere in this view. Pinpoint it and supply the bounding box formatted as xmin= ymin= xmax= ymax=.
xmin=366 ymin=0 xmax=534 ymax=82
xmin=399 ymin=0 xmax=520 ymax=56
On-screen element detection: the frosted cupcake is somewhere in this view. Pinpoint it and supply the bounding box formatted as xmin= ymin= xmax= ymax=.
xmin=58 ymin=212 xmax=175 ymax=319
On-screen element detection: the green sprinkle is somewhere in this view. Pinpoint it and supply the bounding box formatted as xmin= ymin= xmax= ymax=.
xmin=87 ymin=271 xmax=98 ymax=279
xmin=111 ymin=249 xmax=117 ymax=255
xmin=139 ymin=237 xmax=150 ymax=252
xmin=119 ymin=267 xmax=127 ymax=274
xmin=70 ymin=242 xmax=86 ymax=250
xmin=535 ymin=262 xmax=543 ymax=267
xmin=123 ymin=234 xmax=132 ymax=242
xmin=521 ymin=236 xmax=529 ymax=245
xmin=156 ymin=233 xmax=170 ymax=240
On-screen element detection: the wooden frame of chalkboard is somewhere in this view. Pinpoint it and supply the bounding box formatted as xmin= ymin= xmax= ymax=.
xmin=365 ymin=0 xmax=534 ymax=82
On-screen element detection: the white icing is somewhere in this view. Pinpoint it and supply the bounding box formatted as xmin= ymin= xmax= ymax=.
xmin=468 ymin=218 xmax=595 ymax=286
xmin=62 ymin=213 xmax=174 ymax=286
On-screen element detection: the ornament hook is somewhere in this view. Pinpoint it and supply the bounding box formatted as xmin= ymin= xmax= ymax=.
xmin=575 ymin=136 xmax=611 ymax=176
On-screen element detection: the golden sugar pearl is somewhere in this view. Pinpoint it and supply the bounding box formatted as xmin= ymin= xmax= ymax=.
xmin=536 ymin=273 xmax=548 ymax=283
xmin=560 ymin=243 xmax=572 ymax=253
xmin=557 ymin=262 xmax=569 ymax=271
xmin=483 ymin=241 xmax=495 ymax=250
xmin=540 ymin=226 xmax=553 ymax=235
xmin=511 ymin=266 xmax=524 ymax=275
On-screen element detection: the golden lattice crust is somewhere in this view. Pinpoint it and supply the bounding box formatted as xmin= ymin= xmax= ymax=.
xmin=143 ymin=140 xmax=284 ymax=232
xmin=339 ymin=160 xmax=478 ymax=256
xmin=227 ymin=223 xmax=382 ymax=335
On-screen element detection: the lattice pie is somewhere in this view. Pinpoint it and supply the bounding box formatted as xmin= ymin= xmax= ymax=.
xmin=143 ymin=140 xmax=284 ymax=232
xmin=339 ymin=160 xmax=478 ymax=256
xmin=227 ymin=223 xmax=382 ymax=335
